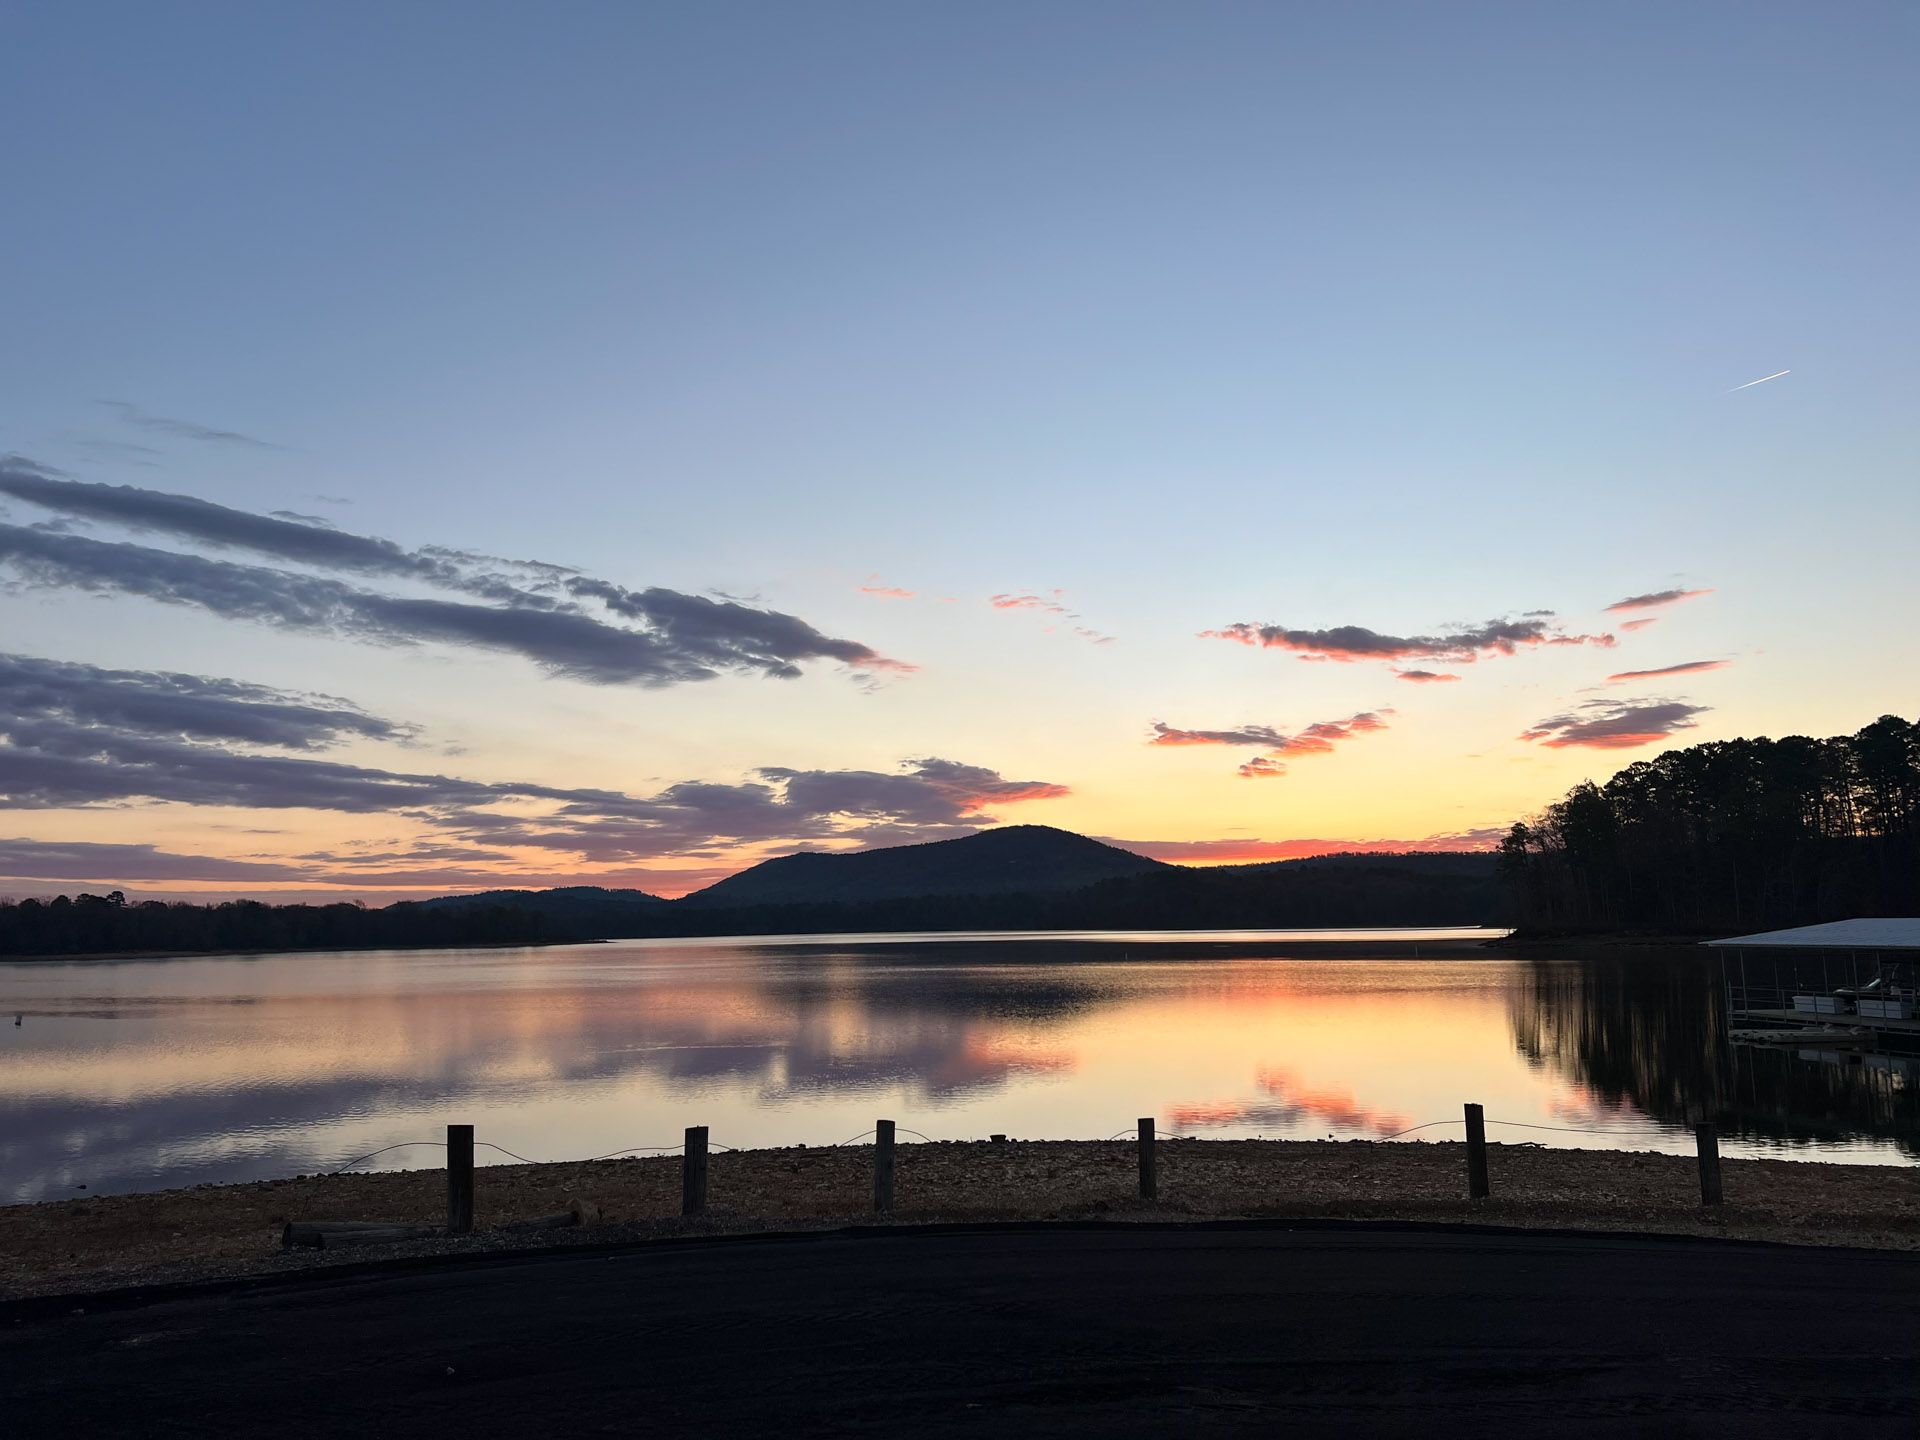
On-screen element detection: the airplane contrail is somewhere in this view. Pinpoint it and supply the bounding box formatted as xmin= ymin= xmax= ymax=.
xmin=1726 ymin=369 xmax=1790 ymax=392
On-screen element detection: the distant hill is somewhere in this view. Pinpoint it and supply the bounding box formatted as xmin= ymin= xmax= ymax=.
xmin=642 ymin=847 xmax=1502 ymax=936
xmin=679 ymin=825 xmax=1167 ymax=908
xmin=404 ymin=884 xmax=663 ymax=915
xmin=388 ymin=829 xmax=1506 ymax=941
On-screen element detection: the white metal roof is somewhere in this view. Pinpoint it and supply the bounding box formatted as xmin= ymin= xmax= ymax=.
xmin=1705 ymin=918 xmax=1920 ymax=950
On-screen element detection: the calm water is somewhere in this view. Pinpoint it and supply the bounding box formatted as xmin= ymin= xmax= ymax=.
xmin=1 ymin=929 xmax=1914 ymax=1203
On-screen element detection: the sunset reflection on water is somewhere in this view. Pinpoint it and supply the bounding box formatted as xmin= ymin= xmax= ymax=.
xmin=1 ymin=932 xmax=1912 ymax=1202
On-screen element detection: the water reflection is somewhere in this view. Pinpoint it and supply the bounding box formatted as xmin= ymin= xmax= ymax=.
xmin=1509 ymin=949 xmax=1919 ymax=1153
xmin=0 ymin=934 xmax=1911 ymax=1202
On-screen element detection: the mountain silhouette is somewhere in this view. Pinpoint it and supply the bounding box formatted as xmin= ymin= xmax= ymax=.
xmin=408 ymin=885 xmax=664 ymax=914
xmin=679 ymin=825 xmax=1167 ymax=908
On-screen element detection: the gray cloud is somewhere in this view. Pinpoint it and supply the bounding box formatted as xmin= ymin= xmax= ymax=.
xmin=0 ymin=838 xmax=310 ymax=881
xmin=566 ymin=579 xmax=891 ymax=676
xmin=0 ymin=464 xmax=902 ymax=685
xmin=293 ymin=845 xmax=513 ymax=865
xmin=97 ymin=400 xmax=281 ymax=449
xmin=57 ymin=435 xmax=167 ymax=468
xmin=0 ymin=732 xmax=1061 ymax=866
xmin=1148 ymin=722 xmax=1291 ymax=748
xmin=0 ymin=655 xmax=1059 ymax=869
xmin=1603 ymin=587 xmax=1712 ymax=613
xmin=0 ymin=464 xmax=539 ymax=601
xmin=757 ymin=759 xmax=1069 ymax=826
xmin=0 ymin=838 xmax=609 ymax=889
xmin=1519 ymin=698 xmax=1709 ymax=750
xmin=0 ymin=653 xmax=413 ymax=751
xmin=1202 ymin=617 xmax=1614 ymax=663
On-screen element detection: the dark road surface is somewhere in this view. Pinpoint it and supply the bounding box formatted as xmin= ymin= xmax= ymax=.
xmin=3 ymin=1224 xmax=1915 ymax=1437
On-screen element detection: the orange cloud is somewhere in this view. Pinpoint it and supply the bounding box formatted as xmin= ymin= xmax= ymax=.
xmin=1606 ymin=659 xmax=1730 ymax=682
xmin=1620 ymin=617 xmax=1659 ymax=631
xmin=859 ymin=584 xmax=914 ymax=600
xmin=1111 ymin=828 xmax=1507 ymax=864
xmin=1171 ymin=710 xmax=1393 ymax=778
xmin=1152 ymin=712 xmax=1390 ymax=779
xmin=1393 ymin=669 xmax=1461 ymax=683
xmin=990 ymin=591 xmax=1069 ymax=614
xmin=990 ymin=589 xmax=1114 ymax=644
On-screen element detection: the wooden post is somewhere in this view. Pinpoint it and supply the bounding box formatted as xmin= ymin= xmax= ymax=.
xmin=873 ymin=1119 xmax=896 ymax=1214
xmin=1695 ymin=1124 xmax=1723 ymax=1206
xmin=446 ymin=1123 xmax=474 ymax=1235
xmin=1137 ymin=1117 xmax=1157 ymax=1201
xmin=682 ymin=1125 xmax=709 ymax=1217
xmin=1463 ymin=1103 xmax=1489 ymax=1199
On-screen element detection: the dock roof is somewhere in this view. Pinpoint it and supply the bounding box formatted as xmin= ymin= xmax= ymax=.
xmin=1705 ymin=918 xmax=1920 ymax=950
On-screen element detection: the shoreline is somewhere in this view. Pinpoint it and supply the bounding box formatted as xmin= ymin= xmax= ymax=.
xmin=0 ymin=937 xmax=598 ymax=965
xmin=0 ymin=930 xmax=1508 ymax=965
xmin=7 ymin=1138 xmax=1916 ymax=1301
xmin=1488 ymin=928 xmax=1731 ymax=949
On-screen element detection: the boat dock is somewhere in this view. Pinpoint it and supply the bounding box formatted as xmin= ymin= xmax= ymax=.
xmin=1709 ymin=918 xmax=1920 ymax=1055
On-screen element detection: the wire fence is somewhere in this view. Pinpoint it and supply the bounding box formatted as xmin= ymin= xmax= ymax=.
xmin=278 ymin=1104 xmax=1738 ymax=1250
xmin=328 ymin=1114 xmax=1686 ymax=1175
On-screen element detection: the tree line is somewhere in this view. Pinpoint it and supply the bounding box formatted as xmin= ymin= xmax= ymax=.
xmin=1497 ymin=714 xmax=1920 ymax=935
xmin=0 ymin=891 xmax=566 ymax=958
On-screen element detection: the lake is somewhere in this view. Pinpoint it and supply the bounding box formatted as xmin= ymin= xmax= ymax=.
xmin=1 ymin=929 xmax=1914 ymax=1203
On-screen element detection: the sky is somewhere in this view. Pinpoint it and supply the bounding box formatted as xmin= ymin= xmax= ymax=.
xmin=1 ymin=3 xmax=1915 ymax=901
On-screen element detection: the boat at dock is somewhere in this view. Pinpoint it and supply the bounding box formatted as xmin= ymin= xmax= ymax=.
xmin=1709 ymin=919 xmax=1920 ymax=1054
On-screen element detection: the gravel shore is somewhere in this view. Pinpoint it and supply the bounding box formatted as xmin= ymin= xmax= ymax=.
xmin=5 ymin=1138 xmax=1916 ymax=1301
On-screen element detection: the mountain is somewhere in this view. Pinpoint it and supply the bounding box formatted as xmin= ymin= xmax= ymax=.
xmin=391 ymin=830 xmax=1505 ymax=940
xmin=652 ymin=845 xmax=1501 ymax=935
xmin=405 ymin=884 xmax=664 ymax=914
xmin=678 ymin=825 xmax=1168 ymax=907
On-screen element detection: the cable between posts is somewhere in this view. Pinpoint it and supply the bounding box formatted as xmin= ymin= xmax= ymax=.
xmin=475 ymin=1141 xmax=543 ymax=1165
xmin=327 ymin=1141 xmax=447 ymax=1176
xmin=327 ymin=1115 xmax=1674 ymax=1176
xmin=1369 ymin=1118 xmax=1670 ymax=1141
xmin=584 ymin=1143 xmax=687 ymax=1162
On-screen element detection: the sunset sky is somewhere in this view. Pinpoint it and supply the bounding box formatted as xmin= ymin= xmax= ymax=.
xmin=2 ymin=4 xmax=1915 ymax=900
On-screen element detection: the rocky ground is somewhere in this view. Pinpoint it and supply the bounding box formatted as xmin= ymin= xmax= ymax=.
xmin=5 ymin=1138 xmax=1917 ymax=1301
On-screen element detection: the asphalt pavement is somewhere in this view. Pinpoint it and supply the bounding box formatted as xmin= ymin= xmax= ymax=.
xmin=2 ymin=1223 xmax=1914 ymax=1437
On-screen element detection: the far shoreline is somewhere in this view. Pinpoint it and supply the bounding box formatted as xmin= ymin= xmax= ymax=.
xmin=1488 ymin=928 xmax=1731 ymax=950
xmin=0 ymin=937 xmax=598 ymax=965
xmin=0 ymin=927 xmax=1515 ymax=965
